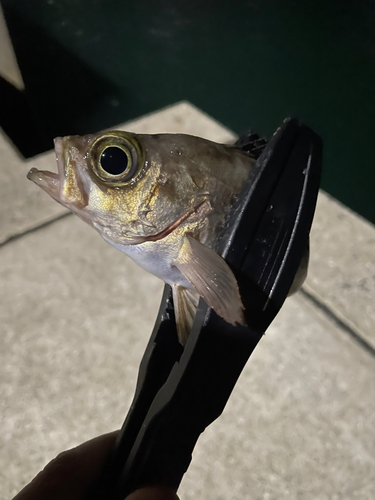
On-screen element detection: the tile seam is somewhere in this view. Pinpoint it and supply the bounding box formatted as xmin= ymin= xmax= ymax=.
xmin=299 ymin=287 xmax=375 ymax=358
xmin=2 ymin=211 xmax=372 ymax=361
xmin=0 ymin=212 xmax=72 ymax=248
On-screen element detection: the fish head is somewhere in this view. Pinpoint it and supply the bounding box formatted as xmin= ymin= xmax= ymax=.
xmin=27 ymin=131 xmax=211 ymax=245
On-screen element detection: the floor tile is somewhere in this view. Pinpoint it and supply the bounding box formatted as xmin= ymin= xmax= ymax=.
xmin=305 ymin=191 xmax=375 ymax=350
xmin=0 ymin=132 xmax=68 ymax=245
xmin=183 ymin=291 xmax=375 ymax=500
xmin=2 ymin=103 xmax=374 ymax=500
xmin=1 ymin=215 xmax=374 ymax=499
xmin=0 ymin=5 xmax=23 ymax=89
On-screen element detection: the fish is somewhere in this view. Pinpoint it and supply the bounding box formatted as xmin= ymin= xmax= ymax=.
xmin=27 ymin=130 xmax=306 ymax=344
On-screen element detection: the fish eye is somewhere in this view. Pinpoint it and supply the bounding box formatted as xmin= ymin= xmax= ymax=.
xmin=100 ymin=146 xmax=129 ymax=175
xmin=89 ymin=132 xmax=144 ymax=185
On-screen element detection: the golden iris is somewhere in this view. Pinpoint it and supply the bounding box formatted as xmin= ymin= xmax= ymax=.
xmin=88 ymin=131 xmax=144 ymax=185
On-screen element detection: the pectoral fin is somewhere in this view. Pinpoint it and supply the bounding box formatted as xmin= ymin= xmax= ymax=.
xmin=174 ymin=235 xmax=245 ymax=328
xmin=172 ymin=285 xmax=200 ymax=345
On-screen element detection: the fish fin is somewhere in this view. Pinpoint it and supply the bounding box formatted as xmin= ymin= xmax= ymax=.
xmin=174 ymin=235 xmax=245 ymax=327
xmin=172 ymin=285 xmax=200 ymax=345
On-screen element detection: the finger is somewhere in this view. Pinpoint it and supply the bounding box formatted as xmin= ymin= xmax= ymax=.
xmin=13 ymin=430 xmax=119 ymax=500
xmin=125 ymin=486 xmax=179 ymax=500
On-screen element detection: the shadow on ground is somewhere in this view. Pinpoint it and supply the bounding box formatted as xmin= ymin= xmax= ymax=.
xmin=0 ymin=10 xmax=120 ymax=157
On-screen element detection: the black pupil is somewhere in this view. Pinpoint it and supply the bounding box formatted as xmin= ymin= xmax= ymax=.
xmin=100 ymin=147 xmax=129 ymax=175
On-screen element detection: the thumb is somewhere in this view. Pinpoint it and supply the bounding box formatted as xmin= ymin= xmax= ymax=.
xmin=125 ymin=486 xmax=179 ymax=500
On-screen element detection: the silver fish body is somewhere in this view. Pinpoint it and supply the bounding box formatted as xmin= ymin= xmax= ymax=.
xmin=27 ymin=131 xmax=306 ymax=343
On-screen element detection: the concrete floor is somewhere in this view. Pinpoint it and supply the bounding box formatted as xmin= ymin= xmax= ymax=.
xmin=0 ymin=4 xmax=23 ymax=89
xmin=1 ymin=102 xmax=375 ymax=500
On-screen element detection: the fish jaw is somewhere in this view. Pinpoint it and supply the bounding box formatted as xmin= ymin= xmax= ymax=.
xmin=27 ymin=136 xmax=92 ymax=213
xmin=27 ymin=168 xmax=61 ymax=202
xmin=27 ymin=136 xmax=67 ymax=201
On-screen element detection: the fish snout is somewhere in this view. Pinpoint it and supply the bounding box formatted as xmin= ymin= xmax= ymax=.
xmin=27 ymin=167 xmax=61 ymax=201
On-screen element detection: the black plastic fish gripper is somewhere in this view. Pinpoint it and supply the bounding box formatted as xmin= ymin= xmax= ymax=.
xmin=87 ymin=117 xmax=322 ymax=500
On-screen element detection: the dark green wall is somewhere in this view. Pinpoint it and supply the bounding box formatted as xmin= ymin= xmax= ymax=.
xmin=2 ymin=0 xmax=375 ymax=224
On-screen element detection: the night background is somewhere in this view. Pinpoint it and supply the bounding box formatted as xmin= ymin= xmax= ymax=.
xmin=1 ymin=0 xmax=375 ymax=224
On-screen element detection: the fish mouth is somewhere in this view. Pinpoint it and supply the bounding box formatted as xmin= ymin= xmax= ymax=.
xmin=27 ymin=138 xmax=67 ymax=202
xmin=27 ymin=167 xmax=61 ymax=202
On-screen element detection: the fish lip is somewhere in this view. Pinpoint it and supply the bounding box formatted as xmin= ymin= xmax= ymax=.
xmin=27 ymin=167 xmax=61 ymax=201
xmin=26 ymin=136 xmax=67 ymax=201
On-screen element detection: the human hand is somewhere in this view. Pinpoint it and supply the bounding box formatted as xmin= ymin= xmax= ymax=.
xmin=13 ymin=431 xmax=178 ymax=500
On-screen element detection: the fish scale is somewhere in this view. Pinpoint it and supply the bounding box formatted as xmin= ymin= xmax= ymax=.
xmin=27 ymin=130 xmax=306 ymax=344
